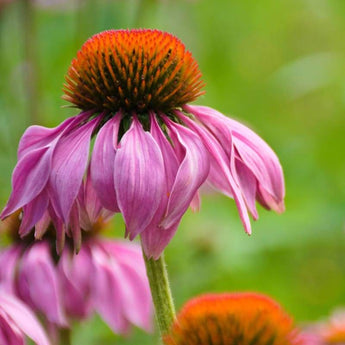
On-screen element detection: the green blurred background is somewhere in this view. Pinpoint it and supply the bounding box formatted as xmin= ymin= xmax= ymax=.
xmin=1 ymin=0 xmax=345 ymax=343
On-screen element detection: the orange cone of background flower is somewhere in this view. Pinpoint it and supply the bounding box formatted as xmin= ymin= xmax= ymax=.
xmin=164 ymin=292 xmax=301 ymax=345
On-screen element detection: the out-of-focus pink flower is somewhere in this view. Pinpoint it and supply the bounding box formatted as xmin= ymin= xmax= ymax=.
xmin=1 ymin=29 xmax=285 ymax=259
xmin=0 ymin=290 xmax=50 ymax=345
xmin=0 ymin=178 xmax=153 ymax=335
xmin=302 ymin=309 xmax=345 ymax=345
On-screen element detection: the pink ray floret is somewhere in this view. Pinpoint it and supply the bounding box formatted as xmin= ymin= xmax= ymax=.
xmin=0 ymin=290 xmax=51 ymax=345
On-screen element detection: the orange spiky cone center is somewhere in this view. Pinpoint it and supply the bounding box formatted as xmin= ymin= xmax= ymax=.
xmin=164 ymin=293 xmax=301 ymax=345
xmin=63 ymin=29 xmax=205 ymax=113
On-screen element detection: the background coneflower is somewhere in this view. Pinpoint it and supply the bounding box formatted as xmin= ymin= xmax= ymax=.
xmin=164 ymin=292 xmax=301 ymax=345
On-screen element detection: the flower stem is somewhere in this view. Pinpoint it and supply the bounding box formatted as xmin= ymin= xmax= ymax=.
xmin=59 ymin=328 xmax=72 ymax=345
xmin=143 ymin=251 xmax=176 ymax=337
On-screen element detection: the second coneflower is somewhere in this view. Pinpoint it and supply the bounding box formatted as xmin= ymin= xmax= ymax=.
xmin=1 ymin=29 xmax=284 ymax=259
xmin=164 ymin=292 xmax=301 ymax=345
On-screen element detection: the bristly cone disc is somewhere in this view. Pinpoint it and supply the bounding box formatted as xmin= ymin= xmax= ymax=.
xmin=63 ymin=29 xmax=205 ymax=113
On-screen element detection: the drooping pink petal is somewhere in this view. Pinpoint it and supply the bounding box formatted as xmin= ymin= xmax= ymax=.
xmin=0 ymin=291 xmax=51 ymax=345
xmin=69 ymin=202 xmax=82 ymax=253
xmin=190 ymin=191 xmax=201 ymax=212
xmin=1 ymin=146 xmax=52 ymax=219
xmin=232 ymin=136 xmax=285 ymax=204
xmin=91 ymin=244 xmax=131 ymax=334
xmin=139 ymin=114 xmax=180 ymax=259
xmin=159 ymin=118 xmax=210 ymax=230
xmin=34 ymin=210 xmax=51 ymax=239
xmin=186 ymin=105 xmax=285 ymax=210
xmin=141 ymin=221 xmax=180 ymax=260
xmin=0 ymin=246 xmax=22 ymax=294
xmin=18 ymin=112 xmax=90 ymax=161
xmin=256 ymin=184 xmax=285 ymax=213
xmin=114 ymin=116 xmax=165 ymax=239
xmin=101 ymin=241 xmax=153 ymax=332
xmin=0 ymin=312 xmax=25 ymax=345
xmin=84 ymin=171 xmax=108 ymax=224
xmin=58 ymin=246 xmax=93 ymax=319
xmin=177 ymin=111 xmax=252 ymax=234
xmin=49 ymin=117 xmax=100 ymax=224
xmin=17 ymin=114 xmax=84 ymax=159
xmin=16 ymin=242 xmax=67 ymax=326
xmin=149 ymin=113 xmax=179 ymax=190
xmin=47 ymin=204 xmax=66 ymax=254
xmin=19 ymin=191 xmax=49 ymax=237
xmin=235 ymin=160 xmax=258 ymax=219
xmin=90 ymin=114 xmax=121 ymax=212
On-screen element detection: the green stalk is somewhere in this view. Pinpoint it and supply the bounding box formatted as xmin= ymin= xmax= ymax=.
xmin=143 ymin=250 xmax=176 ymax=337
xmin=59 ymin=328 xmax=72 ymax=345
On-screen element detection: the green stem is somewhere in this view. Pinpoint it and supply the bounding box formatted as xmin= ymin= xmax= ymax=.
xmin=143 ymin=250 xmax=176 ymax=337
xmin=59 ymin=328 xmax=72 ymax=345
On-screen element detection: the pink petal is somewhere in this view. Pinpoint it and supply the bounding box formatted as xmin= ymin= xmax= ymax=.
xmin=90 ymin=114 xmax=121 ymax=212
xmin=69 ymin=202 xmax=82 ymax=253
xmin=0 ymin=246 xmax=22 ymax=294
xmin=235 ymin=160 xmax=258 ymax=219
xmin=17 ymin=242 xmax=67 ymax=326
xmin=114 ymin=117 xmax=165 ymax=239
xmin=19 ymin=191 xmax=49 ymax=237
xmin=82 ymin=171 xmax=110 ymax=227
xmin=141 ymin=221 xmax=180 ymax=260
xmin=91 ymin=244 xmax=130 ymax=334
xmin=190 ymin=191 xmax=201 ymax=212
xmin=187 ymin=105 xmax=285 ymax=209
xmin=58 ymin=246 xmax=93 ymax=319
xmin=47 ymin=205 xmax=66 ymax=254
xmin=34 ymin=210 xmax=51 ymax=239
xmin=139 ymin=114 xmax=180 ymax=259
xmin=102 ymin=241 xmax=153 ymax=332
xmin=177 ymin=111 xmax=252 ymax=234
xmin=0 ymin=312 xmax=25 ymax=345
xmin=17 ymin=115 xmax=80 ymax=159
xmin=0 ymin=291 xmax=51 ymax=345
xmin=49 ymin=117 xmax=99 ymax=224
xmin=159 ymin=118 xmax=210 ymax=230
xmin=1 ymin=146 xmax=52 ymax=219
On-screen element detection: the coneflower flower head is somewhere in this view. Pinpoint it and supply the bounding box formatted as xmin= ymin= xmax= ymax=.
xmin=1 ymin=29 xmax=285 ymax=259
xmin=163 ymin=293 xmax=301 ymax=345
xmin=63 ymin=30 xmax=204 ymax=113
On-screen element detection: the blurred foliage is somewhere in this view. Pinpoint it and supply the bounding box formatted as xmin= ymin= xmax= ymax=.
xmin=1 ymin=0 xmax=345 ymax=344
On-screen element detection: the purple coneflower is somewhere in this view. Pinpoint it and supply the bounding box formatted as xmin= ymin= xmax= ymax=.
xmin=164 ymin=292 xmax=301 ymax=345
xmin=0 ymin=289 xmax=50 ymax=345
xmin=0 ymin=177 xmax=152 ymax=339
xmin=1 ymin=29 xmax=285 ymax=259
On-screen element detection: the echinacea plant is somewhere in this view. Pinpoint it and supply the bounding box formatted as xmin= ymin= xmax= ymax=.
xmin=1 ymin=29 xmax=285 ymax=336
xmin=164 ymin=292 xmax=302 ymax=345
xmin=0 ymin=289 xmax=51 ymax=345
xmin=0 ymin=176 xmax=152 ymax=344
